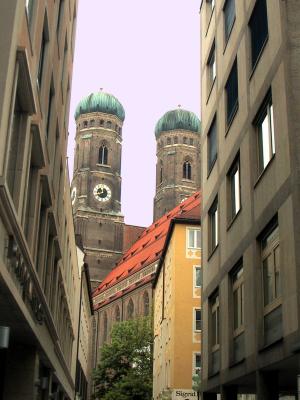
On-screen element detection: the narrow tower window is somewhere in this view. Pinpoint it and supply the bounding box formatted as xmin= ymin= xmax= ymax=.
xmin=183 ymin=161 xmax=192 ymax=180
xmin=160 ymin=161 xmax=163 ymax=184
xmin=99 ymin=145 xmax=108 ymax=165
xmin=127 ymin=299 xmax=134 ymax=319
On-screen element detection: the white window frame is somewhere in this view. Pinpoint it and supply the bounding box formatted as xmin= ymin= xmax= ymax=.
xmin=187 ymin=227 xmax=201 ymax=249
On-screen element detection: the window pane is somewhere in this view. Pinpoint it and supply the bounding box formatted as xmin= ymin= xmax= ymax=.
xmin=226 ymin=59 xmax=238 ymax=124
xmin=208 ymin=118 xmax=217 ymax=170
xmin=274 ymin=245 xmax=281 ymax=298
xmin=263 ymin=254 xmax=274 ymax=306
xmin=195 ymin=309 xmax=201 ymax=330
xmin=195 ymin=267 xmax=202 ymax=287
xmin=233 ymin=289 xmax=239 ymax=330
xmin=189 ymin=229 xmax=195 ymax=248
xmin=196 ymin=230 xmax=201 ymax=248
xmin=224 ymin=0 xmax=235 ymax=41
xmin=195 ymin=354 xmax=201 ymax=369
xmin=270 ymin=104 xmax=275 ymax=154
xmin=249 ymin=0 xmax=268 ymax=68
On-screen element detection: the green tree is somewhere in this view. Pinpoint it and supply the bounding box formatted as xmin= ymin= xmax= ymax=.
xmin=93 ymin=316 xmax=153 ymax=400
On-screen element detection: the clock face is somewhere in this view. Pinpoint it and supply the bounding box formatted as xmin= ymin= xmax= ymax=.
xmin=71 ymin=187 xmax=77 ymax=205
xmin=93 ymin=184 xmax=112 ymax=202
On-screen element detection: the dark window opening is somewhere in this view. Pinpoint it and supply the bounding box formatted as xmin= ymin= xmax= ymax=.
xmin=183 ymin=161 xmax=192 ymax=180
xmin=225 ymin=58 xmax=238 ymax=126
xmin=249 ymin=0 xmax=268 ymax=69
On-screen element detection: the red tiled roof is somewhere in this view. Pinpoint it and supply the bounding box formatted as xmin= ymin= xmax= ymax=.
xmin=93 ymin=191 xmax=201 ymax=298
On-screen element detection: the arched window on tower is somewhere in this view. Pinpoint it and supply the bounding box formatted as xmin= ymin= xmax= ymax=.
xmin=106 ymin=120 xmax=112 ymax=129
xmin=183 ymin=161 xmax=192 ymax=180
xmin=99 ymin=145 xmax=108 ymax=165
xmin=127 ymin=298 xmax=134 ymax=320
xmin=115 ymin=305 xmax=121 ymax=322
xmin=143 ymin=291 xmax=150 ymax=316
xmin=160 ymin=161 xmax=163 ymax=184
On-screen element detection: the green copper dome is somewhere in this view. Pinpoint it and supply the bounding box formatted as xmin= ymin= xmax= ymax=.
xmin=155 ymin=109 xmax=200 ymax=137
xmin=74 ymin=91 xmax=125 ymax=121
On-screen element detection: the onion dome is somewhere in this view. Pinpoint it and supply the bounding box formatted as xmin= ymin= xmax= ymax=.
xmin=74 ymin=91 xmax=125 ymax=121
xmin=155 ymin=108 xmax=200 ymax=138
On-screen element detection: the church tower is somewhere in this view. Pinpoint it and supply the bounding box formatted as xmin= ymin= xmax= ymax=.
xmin=153 ymin=108 xmax=201 ymax=221
xmin=71 ymin=91 xmax=125 ymax=286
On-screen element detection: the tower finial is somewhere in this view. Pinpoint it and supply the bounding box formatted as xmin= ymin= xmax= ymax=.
xmin=100 ymin=87 xmax=103 ymax=91
xmin=178 ymin=104 xmax=182 ymax=108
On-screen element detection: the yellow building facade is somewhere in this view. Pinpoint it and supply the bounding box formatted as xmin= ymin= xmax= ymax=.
xmin=153 ymin=213 xmax=201 ymax=400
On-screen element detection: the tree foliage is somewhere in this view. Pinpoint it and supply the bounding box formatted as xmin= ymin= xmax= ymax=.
xmin=93 ymin=316 xmax=153 ymax=400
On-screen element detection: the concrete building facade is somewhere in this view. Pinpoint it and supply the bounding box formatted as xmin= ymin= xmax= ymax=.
xmin=0 ymin=1 xmax=94 ymax=399
xmin=200 ymin=0 xmax=300 ymax=398
xmin=153 ymin=109 xmax=201 ymax=221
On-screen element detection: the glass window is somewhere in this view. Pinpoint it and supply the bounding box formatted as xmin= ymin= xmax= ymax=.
xmin=183 ymin=137 xmax=187 ymax=144
xmin=174 ymin=136 xmax=178 ymax=144
xmin=188 ymin=228 xmax=201 ymax=249
xmin=37 ymin=22 xmax=48 ymax=88
xmin=261 ymin=223 xmax=280 ymax=307
xmin=225 ymin=58 xmax=239 ymax=126
xmin=209 ymin=197 xmax=218 ymax=252
xmin=26 ymin=0 xmax=34 ymax=23
xmin=183 ymin=161 xmax=192 ymax=180
xmin=99 ymin=145 xmax=108 ymax=165
xmin=195 ymin=267 xmax=202 ymax=288
xmin=232 ymin=262 xmax=244 ymax=332
xmin=189 ymin=138 xmax=194 ymax=146
xmin=195 ymin=353 xmax=201 ymax=375
xmin=167 ymin=137 xmax=171 ymax=145
xmin=195 ymin=309 xmax=202 ymax=331
xmin=207 ymin=41 xmax=216 ymax=90
xmin=228 ymin=156 xmax=240 ymax=221
xmin=255 ymin=93 xmax=275 ymax=174
xmin=249 ymin=0 xmax=268 ymax=69
xmin=211 ymin=294 xmax=219 ymax=348
xmin=223 ymin=0 xmax=235 ymax=43
xmin=208 ymin=117 xmax=217 ymax=172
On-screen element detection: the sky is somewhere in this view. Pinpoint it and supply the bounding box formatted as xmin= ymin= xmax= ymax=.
xmin=67 ymin=0 xmax=200 ymax=228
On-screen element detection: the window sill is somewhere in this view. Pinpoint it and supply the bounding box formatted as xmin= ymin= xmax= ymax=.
xmin=96 ymin=163 xmax=111 ymax=168
xmin=207 ymin=244 xmax=219 ymax=262
xmin=223 ymin=18 xmax=236 ymax=55
xmin=263 ymin=297 xmax=282 ymax=316
xmin=226 ymin=208 xmax=241 ymax=231
xmin=253 ymin=154 xmax=275 ymax=189
xmin=206 ymin=78 xmax=216 ymax=105
xmin=225 ymin=102 xmax=239 ymax=137
xmin=207 ymin=156 xmax=217 ymax=179
xmin=182 ymin=178 xmax=195 ymax=183
xmin=249 ymin=36 xmax=269 ymax=81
